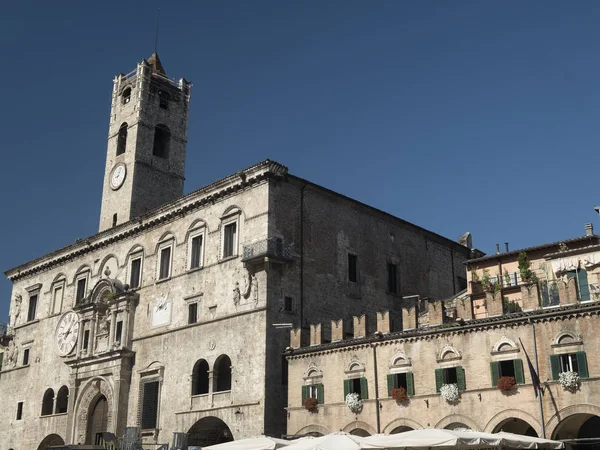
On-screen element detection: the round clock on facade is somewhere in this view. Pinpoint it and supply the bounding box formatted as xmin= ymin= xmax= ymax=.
xmin=110 ymin=163 xmax=127 ymax=190
xmin=55 ymin=311 xmax=80 ymax=356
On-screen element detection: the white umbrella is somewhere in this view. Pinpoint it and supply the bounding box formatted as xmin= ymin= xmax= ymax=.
xmin=202 ymin=436 xmax=292 ymax=450
xmin=284 ymin=432 xmax=367 ymax=450
xmin=495 ymin=432 xmax=564 ymax=449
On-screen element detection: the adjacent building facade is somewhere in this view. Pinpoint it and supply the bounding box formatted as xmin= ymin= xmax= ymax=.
xmin=0 ymin=54 xmax=472 ymax=450
xmin=286 ymin=233 xmax=600 ymax=450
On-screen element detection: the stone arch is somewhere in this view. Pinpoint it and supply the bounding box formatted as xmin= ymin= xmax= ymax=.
xmin=484 ymin=409 xmax=541 ymax=436
xmin=436 ymin=414 xmax=481 ymax=431
xmin=187 ymin=416 xmax=234 ymax=447
xmin=492 ymin=336 xmax=519 ymax=353
xmin=88 ymin=278 xmax=124 ymax=304
xmin=383 ymin=417 xmax=424 ymax=433
xmin=304 ymin=362 xmax=323 ymax=379
xmin=97 ymin=254 xmax=120 ymax=278
xmin=294 ymin=424 xmax=331 ymax=437
xmin=342 ymin=420 xmax=377 ymax=436
xmin=72 ymin=265 xmax=91 ymax=284
xmin=345 ymin=356 xmax=366 ymax=373
xmin=389 ymin=351 xmax=411 ymax=367
xmin=73 ymin=377 xmax=115 ymax=445
xmin=213 ymin=354 xmax=232 ymax=392
xmin=438 ymin=345 xmax=461 ymax=361
xmin=546 ymin=403 xmax=600 ymax=438
xmin=155 ymin=232 xmax=176 ymax=251
xmin=188 ymin=218 xmax=208 ymax=231
xmin=126 ymin=244 xmax=145 ymax=257
xmin=51 ymin=272 xmax=67 ymax=284
xmin=37 ymin=434 xmax=65 ymax=450
xmin=221 ymin=205 xmax=244 ymax=219
xmin=552 ymin=331 xmax=582 ymax=346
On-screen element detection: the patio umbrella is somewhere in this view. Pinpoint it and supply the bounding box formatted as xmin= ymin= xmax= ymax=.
xmin=202 ymin=436 xmax=292 ymax=450
xmin=283 ymin=432 xmax=367 ymax=450
xmin=495 ymin=432 xmax=564 ymax=449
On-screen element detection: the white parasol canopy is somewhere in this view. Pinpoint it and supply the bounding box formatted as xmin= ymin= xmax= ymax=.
xmin=284 ymin=432 xmax=367 ymax=450
xmin=360 ymin=429 xmax=564 ymax=449
xmin=202 ymin=436 xmax=292 ymax=450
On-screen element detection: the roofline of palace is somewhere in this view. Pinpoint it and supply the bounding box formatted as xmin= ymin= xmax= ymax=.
xmin=5 ymin=159 xmax=471 ymax=282
xmin=285 ymin=301 xmax=600 ymax=358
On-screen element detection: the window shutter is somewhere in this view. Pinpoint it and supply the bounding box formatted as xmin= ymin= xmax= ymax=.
xmin=406 ymin=372 xmax=415 ymax=396
xmin=550 ymin=355 xmax=561 ymax=380
xmin=387 ymin=374 xmax=395 ymax=397
xmin=456 ymin=366 xmax=466 ymax=391
xmin=141 ymin=381 xmax=159 ymax=429
xmin=514 ymin=359 xmax=525 ymax=384
xmin=576 ymin=352 xmax=589 ymax=379
xmin=360 ymin=377 xmax=369 ymax=400
xmin=435 ymin=368 xmax=444 ymax=393
xmin=343 ymin=379 xmax=351 ymax=399
xmin=317 ymin=384 xmax=324 ymax=404
xmin=490 ymin=361 xmax=500 ymax=387
xmin=301 ymin=385 xmax=308 ymax=404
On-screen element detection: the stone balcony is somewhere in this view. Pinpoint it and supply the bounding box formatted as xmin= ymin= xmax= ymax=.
xmin=242 ymin=238 xmax=292 ymax=264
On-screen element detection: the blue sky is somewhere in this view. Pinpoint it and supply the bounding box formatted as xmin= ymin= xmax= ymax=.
xmin=1 ymin=1 xmax=600 ymax=321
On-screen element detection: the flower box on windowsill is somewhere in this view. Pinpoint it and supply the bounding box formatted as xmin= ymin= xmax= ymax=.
xmin=497 ymin=376 xmax=516 ymax=393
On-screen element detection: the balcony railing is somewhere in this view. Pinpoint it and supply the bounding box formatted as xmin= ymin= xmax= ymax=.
xmin=242 ymin=238 xmax=292 ymax=262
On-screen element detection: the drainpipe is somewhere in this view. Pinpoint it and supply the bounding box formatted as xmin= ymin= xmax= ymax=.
xmin=371 ymin=343 xmax=381 ymax=434
xmin=300 ymin=183 xmax=307 ymax=331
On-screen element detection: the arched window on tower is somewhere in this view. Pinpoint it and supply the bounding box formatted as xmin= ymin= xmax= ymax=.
xmin=191 ymin=359 xmax=209 ymax=396
xmin=153 ymin=124 xmax=171 ymax=158
xmin=55 ymin=386 xmax=69 ymax=414
xmin=158 ymin=90 xmax=170 ymax=110
xmin=41 ymin=388 xmax=55 ymax=416
xmin=122 ymin=87 xmax=132 ymax=105
xmin=116 ymin=123 xmax=128 ymax=156
xmin=213 ymin=355 xmax=232 ymax=392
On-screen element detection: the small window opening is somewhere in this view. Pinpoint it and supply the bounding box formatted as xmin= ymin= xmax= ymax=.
xmin=392 ymin=373 xmax=408 ymax=390
xmin=115 ymin=321 xmax=123 ymax=343
xmin=116 ymin=122 xmax=128 ymax=156
xmin=55 ymin=386 xmax=69 ymax=414
xmin=23 ymin=348 xmax=30 ymax=366
xmin=349 ymin=378 xmax=362 ymax=397
xmin=223 ymin=223 xmax=237 ymax=258
xmin=443 ymin=367 xmax=458 ymax=384
xmin=158 ymin=90 xmax=170 ymax=110
xmin=188 ymin=303 xmax=198 ymax=324
xmin=190 ymin=234 xmax=203 ymax=269
xmin=348 ymin=254 xmax=358 ymax=283
xmin=27 ymin=295 xmax=38 ymax=322
xmin=560 ymin=354 xmax=579 ymax=373
xmin=499 ymin=360 xmax=516 ymax=378
xmin=387 ymin=263 xmax=398 ymax=293
xmin=112 ymin=213 xmax=117 ymax=228
xmin=284 ymin=296 xmax=293 ymax=312
xmin=83 ymin=330 xmax=90 ymax=350
xmin=41 ymin=389 xmax=54 ymax=416
xmin=130 ymin=257 xmax=142 ymax=289
xmin=16 ymin=402 xmax=23 ymax=420
xmin=122 ymin=87 xmax=132 ymax=104
xmin=141 ymin=381 xmax=159 ymax=429
xmin=76 ymin=278 xmax=87 ymax=303
xmin=159 ymin=246 xmax=172 ymax=280
xmin=152 ymin=124 xmax=171 ymax=158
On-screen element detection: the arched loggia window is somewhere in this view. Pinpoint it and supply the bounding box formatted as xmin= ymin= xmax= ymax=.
xmin=152 ymin=124 xmax=171 ymax=158
xmin=41 ymin=388 xmax=55 ymax=416
xmin=55 ymin=385 xmax=69 ymax=414
xmin=192 ymin=359 xmax=209 ymax=395
xmin=122 ymin=87 xmax=131 ymax=104
xmin=214 ymin=355 xmax=232 ymax=392
xmin=116 ymin=123 xmax=128 ymax=156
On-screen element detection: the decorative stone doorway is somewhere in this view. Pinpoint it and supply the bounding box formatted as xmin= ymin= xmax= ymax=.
xmin=73 ymin=377 xmax=114 ymax=445
xmin=87 ymin=395 xmax=109 ymax=445
xmin=187 ymin=416 xmax=233 ymax=447
xmin=37 ymin=434 xmax=65 ymax=450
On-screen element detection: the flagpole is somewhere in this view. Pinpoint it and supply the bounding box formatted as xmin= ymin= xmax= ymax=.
xmin=531 ymin=320 xmax=546 ymax=438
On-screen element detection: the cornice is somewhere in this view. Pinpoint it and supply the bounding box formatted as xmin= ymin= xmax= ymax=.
xmin=5 ymin=159 xmax=288 ymax=281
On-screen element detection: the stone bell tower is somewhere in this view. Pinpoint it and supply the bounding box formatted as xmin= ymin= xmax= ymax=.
xmin=98 ymin=53 xmax=192 ymax=232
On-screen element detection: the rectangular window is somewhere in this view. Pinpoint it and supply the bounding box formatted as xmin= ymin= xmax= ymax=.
xmin=130 ymin=257 xmax=142 ymax=289
xmin=343 ymin=377 xmax=368 ymax=400
xmin=443 ymin=367 xmax=458 ymax=384
xmin=435 ymin=366 xmax=466 ymax=392
xmin=348 ymin=254 xmax=357 ymax=283
xmin=141 ymin=381 xmax=160 ymax=429
xmin=284 ymin=296 xmax=293 ymax=312
xmin=116 ymin=321 xmax=123 ymax=343
xmin=23 ymin=348 xmax=30 ymax=366
xmin=560 ymin=354 xmax=579 ymax=373
xmin=158 ymin=246 xmax=172 ymax=280
xmin=387 ymin=263 xmax=398 ymax=293
xmin=308 ymin=384 xmax=319 ymax=400
xmin=189 ymin=233 xmax=204 ymax=269
xmin=83 ymin=330 xmax=90 ymax=350
xmin=76 ymin=277 xmax=87 ymax=303
xmin=490 ymin=359 xmax=525 ymax=386
xmin=223 ymin=222 xmax=237 ymax=258
xmin=387 ymin=372 xmax=415 ymax=396
xmin=188 ymin=303 xmax=198 ymax=325
xmin=52 ymin=285 xmax=64 ymax=315
xmin=551 ymin=352 xmax=589 ymax=379
xmin=27 ymin=295 xmax=38 ymax=322
xmin=16 ymin=402 xmax=23 ymax=420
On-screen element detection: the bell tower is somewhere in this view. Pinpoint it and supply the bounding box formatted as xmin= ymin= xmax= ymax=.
xmin=99 ymin=53 xmax=192 ymax=232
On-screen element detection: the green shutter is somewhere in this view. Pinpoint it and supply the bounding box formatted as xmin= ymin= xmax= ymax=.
xmin=490 ymin=361 xmax=500 ymax=387
xmin=301 ymin=385 xmax=309 ymax=404
xmin=576 ymin=352 xmax=589 ymax=379
xmin=514 ymin=359 xmax=525 ymax=384
xmin=406 ymin=372 xmax=415 ymax=396
xmin=360 ymin=377 xmax=368 ymax=400
xmin=343 ymin=379 xmax=351 ymax=399
xmin=550 ymin=355 xmax=561 ymax=380
xmin=387 ymin=374 xmax=395 ymax=397
xmin=0 ymin=352 xmax=3 ymax=371
xmin=317 ymin=383 xmax=324 ymax=404
xmin=435 ymin=368 xmax=444 ymax=392
xmin=456 ymin=366 xmax=466 ymax=391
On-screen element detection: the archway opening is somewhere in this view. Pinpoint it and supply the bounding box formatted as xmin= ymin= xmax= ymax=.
xmin=552 ymin=413 xmax=600 ymax=449
xmin=349 ymin=429 xmax=371 ymax=437
xmin=188 ymin=416 xmax=233 ymax=447
xmin=214 ymin=355 xmax=232 ymax=392
xmin=390 ymin=426 xmax=414 ymax=434
xmin=86 ymin=395 xmax=109 ymax=445
xmin=192 ymin=359 xmax=209 ymax=395
xmin=445 ymin=422 xmax=471 ymax=431
xmin=41 ymin=388 xmax=55 ymax=416
xmin=494 ymin=418 xmax=537 ymax=437
xmin=37 ymin=434 xmax=65 ymax=450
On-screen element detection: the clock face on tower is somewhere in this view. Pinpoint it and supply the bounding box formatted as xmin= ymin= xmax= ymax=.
xmin=55 ymin=311 xmax=80 ymax=356
xmin=110 ymin=163 xmax=127 ymax=190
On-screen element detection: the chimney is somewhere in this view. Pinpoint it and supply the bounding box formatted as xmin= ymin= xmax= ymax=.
xmin=496 ymin=243 xmax=500 ymax=254
xmin=505 ymin=242 xmax=509 ymax=252
xmin=585 ymin=223 xmax=594 ymax=236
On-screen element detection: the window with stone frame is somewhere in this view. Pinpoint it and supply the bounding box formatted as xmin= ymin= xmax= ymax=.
xmin=129 ymin=253 xmax=143 ymax=289
xmin=387 ymin=372 xmax=414 ymax=397
xmin=435 ymin=366 xmax=466 ymax=392
xmin=550 ymin=352 xmax=589 ymax=379
xmin=51 ymin=281 xmax=65 ymax=316
xmin=188 ymin=228 xmax=205 ymax=270
xmin=348 ymin=254 xmax=358 ymax=283
xmin=222 ymin=222 xmax=238 ymax=259
xmin=152 ymin=124 xmax=171 ymax=158
xmin=122 ymin=87 xmax=132 ymax=105
xmin=302 ymin=368 xmax=324 ymax=405
xmin=75 ymin=272 xmax=89 ymax=304
xmin=116 ymin=122 xmax=128 ymax=156
xmin=490 ymin=359 xmax=525 ymax=387
xmin=157 ymin=241 xmax=173 ymax=281
xmin=27 ymin=294 xmax=38 ymax=322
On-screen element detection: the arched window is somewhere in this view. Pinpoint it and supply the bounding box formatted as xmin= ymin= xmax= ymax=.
xmin=152 ymin=124 xmax=171 ymax=158
xmin=41 ymin=388 xmax=55 ymax=416
xmin=214 ymin=355 xmax=232 ymax=392
xmin=122 ymin=87 xmax=131 ymax=104
xmin=192 ymin=359 xmax=209 ymax=395
xmin=116 ymin=122 xmax=128 ymax=156
xmin=55 ymin=385 xmax=69 ymax=414
xmin=158 ymin=90 xmax=170 ymax=110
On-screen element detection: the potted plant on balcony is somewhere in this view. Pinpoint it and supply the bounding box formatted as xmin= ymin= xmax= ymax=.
xmin=558 ymin=371 xmax=581 ymax=392
xmin=440 ymin=383 xmax=460 ymax=404
xmin=391 ymin=387 xmax=409 ymax=404
xmin=345 ymin=392 xmax=363 ymax=414
xmin=518 ymin=252 xmax=538 ymax=284
xmin=303 ymin=397 xmax=319 ymax=413
xmin=497 ymin=376 xmax=517 ymax=393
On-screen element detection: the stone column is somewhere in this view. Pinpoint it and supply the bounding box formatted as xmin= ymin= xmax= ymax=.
xmin=485 ymin=292 xmax=504 ymax=317
xmin=89 ymin=314 xmax=96 ymax=356
xmin=123 ymin=304 xmax=130 ymax=349
xmin=208 ymin=370 xmax=215 ymax=405
xmin=109 ymin=307 xmax=117 ymax=347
